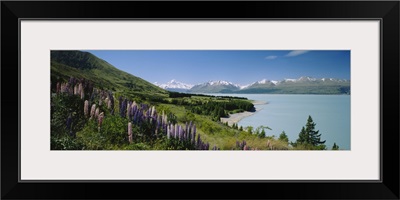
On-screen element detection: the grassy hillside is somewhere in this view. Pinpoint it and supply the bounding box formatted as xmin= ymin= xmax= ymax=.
xmin=51 ymin=51 xmax=168 ymax=99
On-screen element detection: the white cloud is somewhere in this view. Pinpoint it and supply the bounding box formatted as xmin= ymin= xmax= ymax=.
xmin=265 ymin=55 xmax=278 ymax=60
xmin=285 ymin=50 xmax=309 ymax=57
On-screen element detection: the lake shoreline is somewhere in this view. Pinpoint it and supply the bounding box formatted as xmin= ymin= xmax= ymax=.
xmin=220 ymin=100 xmax=266 ymax=126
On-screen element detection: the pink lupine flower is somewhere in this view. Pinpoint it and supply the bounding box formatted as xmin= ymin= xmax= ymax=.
xmin=90 ymin=104 xmax=96 ymax=119
xmin=78 ymin=83 xmax=82 ymax=95
xmin=74 ymin=85 xmax=78 ymax=95
xmin=80 ymin=87 xmax=84 ymax=99
xmin=56 ymin=82 xmax=61 ymax=93
xmin=127 ymin=102 xmax=131 ymax=118
xmin=95 ymin=108 xmax=100 ymax=119
xmin=151 ymin=106 xmax=156 ymax=117
xmin=84 ymin=100 xmax=89 ymax=117
xmin=167 ymin=124 xmax=171 ymax=139
xmin=107 ymin=100 xmax=112 ymax=109
xmin=98 ymin=112 xmax=104 ymax=127
xmin=174 ymin=124 xmax=179 ymax=138
xmin=128 ymin=122 xmax=133 ymax=143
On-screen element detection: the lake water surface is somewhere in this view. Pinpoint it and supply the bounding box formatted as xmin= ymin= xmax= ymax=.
xmin=214 ymin=94 xmax=350 ymax=150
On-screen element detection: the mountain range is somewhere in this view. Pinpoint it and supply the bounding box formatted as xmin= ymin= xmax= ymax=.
xmin=155 ymin=77 xmax=350 ymax=94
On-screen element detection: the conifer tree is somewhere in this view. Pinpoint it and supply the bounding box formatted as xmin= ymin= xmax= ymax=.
xmin=293 ymin=115 xmax=326 ymax=149
xmin=332 ymin=142 xmax=339 ymax=150
xmin=305 ymin=115 xmax=326 ymax=146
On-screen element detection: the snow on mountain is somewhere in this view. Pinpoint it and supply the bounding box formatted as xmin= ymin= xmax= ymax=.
xmin=271 ymin=80 xmax=279 ymax=85
xmin=257 ymin=79 xmax=270 ymax=84
xmin=240 ymin=84 xmax=251 ymax=89
xmin=298 ymin=76 xmax=317 ymax=81
xmin=195 ymin=80 xmax=241 ymax=88
xmin=284 ymin=78 xmax=297 ymax=82
xmin=154 ymin=79 xmax=193 ymax=90
xmin=156 ymin=77 xmax=349 ymax=93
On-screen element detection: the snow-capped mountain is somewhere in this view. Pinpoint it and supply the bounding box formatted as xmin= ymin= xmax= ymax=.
xmin=239 ymin=76 xmax=350 ymax=94
xmin=243 ymin=79 xmax=279 ymax=89
xmin=196 ymin=80 xmax=241 ymax=88
xmin=154 ymin=79 xmax=193 ymax=92
xmin=189 ymin=80 xmax=241 ymax=93
xmin=155 ymin=77 xmax=350 ymax=94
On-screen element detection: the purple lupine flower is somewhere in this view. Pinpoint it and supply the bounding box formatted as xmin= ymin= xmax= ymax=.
xmin=146 ymin=109 xmax=150 ymax=118
xmin=84 ymin=100 xmax=89 ymax=117
xmin=196 ymin=134 xmax=201 ymax=149
xmin=69 ymin=84 xmax=74 ymax=95
xmin=120 ymin=98 xmax=127 ymax=118
xmin=188 ymin=121 xmax=193 ymax=134
xmin=180 ymin=125 xmax=184 ymax=140
xmin=131 ymin=102 xmax=137 ymax=116
xmin=90 ymin=104 xmax=96 ymax=119
xmin=68 ymin=77 xmax=75 ymax=86
xmin=118 ymin=96 xmax=123 ymax=111
xmin=66 ymin=114 xmax=72 ymax=130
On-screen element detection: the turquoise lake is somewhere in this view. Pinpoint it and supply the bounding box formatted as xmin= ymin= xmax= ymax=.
xmin=214 ymin=94 xmax=351 ymax=150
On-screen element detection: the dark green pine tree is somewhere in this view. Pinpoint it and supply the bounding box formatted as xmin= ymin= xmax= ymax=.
xmin=293 ymin=115 xmax=326 ymax=149
xmin=332 ymin=142 xmax=339 ymax=150
xmin=296 ymin=126 xmax=307 ymax=145
xmin=305 ymin=115 xmax=326 ymax=146
xmin=279 ymin=131 xmax=289 ymax=144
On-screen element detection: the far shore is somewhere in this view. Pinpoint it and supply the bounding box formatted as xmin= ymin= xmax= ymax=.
xmin=220 ymin=100 xmax=267 ymax=126
xmin=251 ymin=100 xmax=268 ymax=105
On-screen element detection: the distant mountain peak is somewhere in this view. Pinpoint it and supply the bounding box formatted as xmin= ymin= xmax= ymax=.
xmin=154 ymin=79 xmax=193 ymax=90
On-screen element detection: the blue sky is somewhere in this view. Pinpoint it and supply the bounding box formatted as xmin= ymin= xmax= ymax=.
xmin=85 ymin=50 xmax=350 ymax=86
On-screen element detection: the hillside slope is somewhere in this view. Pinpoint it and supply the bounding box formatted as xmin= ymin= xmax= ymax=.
xmin=51 ymin=51 xmax=168 ymax=98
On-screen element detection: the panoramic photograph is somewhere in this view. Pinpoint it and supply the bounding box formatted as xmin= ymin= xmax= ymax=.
xmin=51 ymin=50 xmax=350 ymax=150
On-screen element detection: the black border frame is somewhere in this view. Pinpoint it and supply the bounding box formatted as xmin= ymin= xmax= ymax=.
xmin=2 ymin=1 xmax=399 ymax=199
